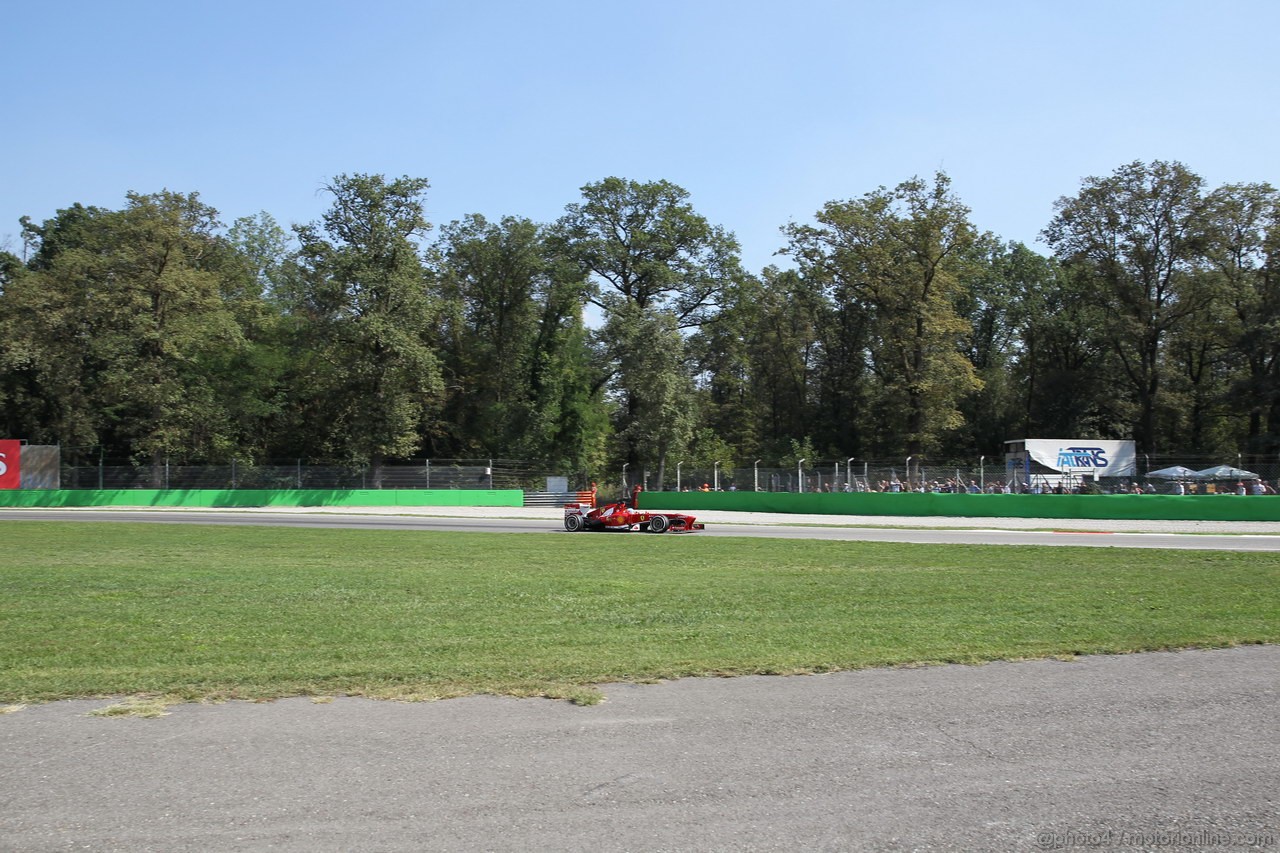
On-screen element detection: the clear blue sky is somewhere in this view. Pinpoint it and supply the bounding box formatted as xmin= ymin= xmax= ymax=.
xmin=4 ymin=0 xmax=1277 ymax=275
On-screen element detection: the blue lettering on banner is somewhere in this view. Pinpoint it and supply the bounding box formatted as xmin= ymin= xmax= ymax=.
xmin=1056 ymin=447 xmax=1109 ymax=469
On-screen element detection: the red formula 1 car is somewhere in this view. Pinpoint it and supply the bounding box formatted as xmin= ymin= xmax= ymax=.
xmin=563 ymin=499 xmax=705 ymax=533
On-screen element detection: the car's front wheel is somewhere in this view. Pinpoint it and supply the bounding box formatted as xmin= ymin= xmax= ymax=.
xmin=649 ymin=514 xmax=669 ymax=533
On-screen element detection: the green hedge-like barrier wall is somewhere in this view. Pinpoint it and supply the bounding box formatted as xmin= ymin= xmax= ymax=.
xmin=0 ymin=489 xmax=523 ymax=508
xmin=637 ymin=490 xmax=1280 ymax=522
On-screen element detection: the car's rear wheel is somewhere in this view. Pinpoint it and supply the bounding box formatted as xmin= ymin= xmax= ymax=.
xmin=649 ymin=514 xmax=669 ymax=533
xmin=565 ymin=514 xmax=583 ymax=532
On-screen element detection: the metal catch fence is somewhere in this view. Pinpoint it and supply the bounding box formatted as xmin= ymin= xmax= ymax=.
xmin=39 ymin=449 xmax=1280 ymax=495
xmin=55 ymin=455 xmax=560 ymax=491
xmin=619 ymin=456 xmax=1280 ymax=496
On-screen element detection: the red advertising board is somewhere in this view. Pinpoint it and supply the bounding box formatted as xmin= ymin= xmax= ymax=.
xmin=0 ymin=440 xmax=20 ymax=489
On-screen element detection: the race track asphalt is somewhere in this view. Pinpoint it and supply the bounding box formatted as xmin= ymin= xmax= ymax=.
xmin=6 ymin=506 xmax=1280 ymax=550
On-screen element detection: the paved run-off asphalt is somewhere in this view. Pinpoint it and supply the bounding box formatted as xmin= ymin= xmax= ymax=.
xmin=1 ymin=647 xmax=1276 ymax=852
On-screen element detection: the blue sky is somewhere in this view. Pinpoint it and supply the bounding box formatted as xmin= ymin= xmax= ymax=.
xmin=4 ymin=0 xmax=1277 ymax=274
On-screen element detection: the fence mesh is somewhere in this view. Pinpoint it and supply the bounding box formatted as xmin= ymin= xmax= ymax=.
xmin=45 ymin=449 xmax=1280 ymax=494
xmin=56 ymin=453 xmax=560 ymax=491
xmin=621 ymin=456 xmax=1280 ymax=497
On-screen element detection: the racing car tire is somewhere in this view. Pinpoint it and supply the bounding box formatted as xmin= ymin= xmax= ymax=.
xmin=648 ymin=514 xmax=669 ymax=533
xmin=564 ymin=514 xmax=583 ymax=532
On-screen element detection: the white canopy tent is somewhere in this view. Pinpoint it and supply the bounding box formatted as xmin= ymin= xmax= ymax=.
xmin=1146 ymin=465 xmax=1199 ymax=479
xmin=1192 ymin=465 xmax=1260 ymax=480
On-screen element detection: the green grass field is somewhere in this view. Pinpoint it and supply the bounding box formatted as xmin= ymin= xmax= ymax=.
xmin=1 ymin=522 xmax=1276 ymax=706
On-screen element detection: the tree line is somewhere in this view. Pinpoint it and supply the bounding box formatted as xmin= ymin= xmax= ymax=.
xmin=1 ymin=161 xmax=1276 ymax=482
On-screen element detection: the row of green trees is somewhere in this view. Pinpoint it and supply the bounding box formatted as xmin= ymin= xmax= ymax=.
xmin=1 ymin=161 xmax=1276 ymax=480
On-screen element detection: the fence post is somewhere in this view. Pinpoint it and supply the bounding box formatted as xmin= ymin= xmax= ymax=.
xmin=425 ymin=459 xmax=431 ymax=489
xmin=297 ymin=459 xmax=302 ymax=490
xmin=231 ymin=458 xmax=237 ymax=490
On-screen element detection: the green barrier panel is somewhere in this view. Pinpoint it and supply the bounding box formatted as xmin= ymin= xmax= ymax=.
xmin=636 ymin=491 xmax=1280 ymax=522
xmin=0 ymin=489 xmax=523 ymax=509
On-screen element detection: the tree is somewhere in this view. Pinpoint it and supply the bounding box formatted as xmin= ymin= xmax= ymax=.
xmin=706 ymin=267 xmax=837 ymax=459
xmin=945 ymin=239 xmax=1092 ymax=455
xmin=0 ymin=249 xmax=34 ymax=440
xmin=554 ymin=177 xmax=741 ymax=327
xmin=434 ymin=214 xmax=546 ymax=454
xmin=430 ymin=213 xmax=607 ymax=471
xmin=1 ymin=193 xmax=252 ymax=477
xmin=684 ymin=427 xmax=737 ymax=479
xmin=289 ymin=174 xmax=443 ymax=481
xmin=227 ymin=211 xmax=292 ymax=304
xmin=1000 ymin=248 xmax=1122 ymax=440
xmin=1 ymin=206 xmax=109 ymax=449
xmin=1162 ymin=268 xmax=1236 ymax=455
xmin=600 ymin=302 xmax=696 ymax=489
xmin=1199 ymin=182 xmax=1280 ymax=454
xmin=212 ymin=211 xmax=298 ymax=460
xmin=949 ymin=236 xmax=1021 ymax=455
xmin=1043 ymin=160 xmax=1209 ymax=455
xmin=686 ymin=274 xmax=763 ymax=459
xmin=554 ymin=178 xmax=743 ymax=476
xmin=784 ymin=172 xmax=980 ymax=458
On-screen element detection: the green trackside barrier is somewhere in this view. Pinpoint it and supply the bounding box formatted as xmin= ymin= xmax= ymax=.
xmin=0 ymin=489 xmax=524 ymax=509
xmin=636 ymin=490 xmax=1280 ymax=522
